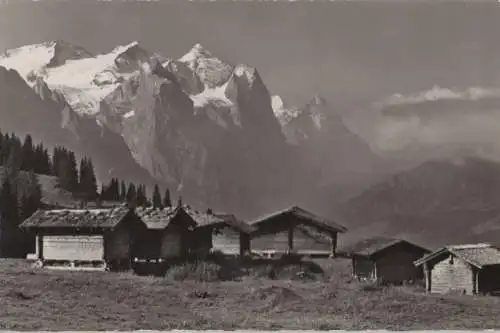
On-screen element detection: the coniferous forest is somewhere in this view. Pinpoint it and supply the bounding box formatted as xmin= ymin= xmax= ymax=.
xmin=0 ymin=129 xmax=172 ymax=258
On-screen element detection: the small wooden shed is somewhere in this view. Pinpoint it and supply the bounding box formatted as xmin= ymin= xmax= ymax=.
xmin=191 ymin=211 xmax=256 ymax=256
xmin=134 ymin=206 xmax=196 ymax=261
xmin=248 ymin=206 xmax=348 ymax=257
xmin=414 ymin=243 xmax=500 ymax=295
xmin=172 ymin=206 xmax=255 ymax=256
xmin=346 ymin=237 xmax=431 ymax=284
xmin=19 ymin=205 xmax=145 ymax=271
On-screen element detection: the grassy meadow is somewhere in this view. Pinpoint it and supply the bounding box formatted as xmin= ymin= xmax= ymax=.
xmin=1 ymin=257 xmax=500 ymax=330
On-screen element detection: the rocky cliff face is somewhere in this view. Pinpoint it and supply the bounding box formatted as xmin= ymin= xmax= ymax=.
xmin=272 ymin=93 xmax=387 ymax=186
xmin=0 ymin=65 xmax=160 ymax=190
xmin=98 ymin=44 xmax=295 ymax=215
xmin=0 ymin=66 xmax=73 ymax=147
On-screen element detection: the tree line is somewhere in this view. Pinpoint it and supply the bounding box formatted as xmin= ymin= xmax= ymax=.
xmin=0 ymin=132 xmax=98 ymax=200
xmin=0 ymin=129 xmax=176 ymax=257
xmin=99 ymin=178 xmax=173 ymax=209
xmin=0 ymin=132 xmax=43 ymax=257
xmin=0 ymin=130 xmax=175 ymax=207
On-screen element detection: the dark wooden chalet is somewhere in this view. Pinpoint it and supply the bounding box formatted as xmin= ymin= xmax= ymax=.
xmin=134 ymin=206 xmax=196 ymax=262
xmin=248 ymin=206 xmax=348 ymax=257
xmin=344 ymin=237 xmax=431 ymax=284
xmin=19 ymin=205 xmax=146 ymax=271
xmin=414 ymin=243 xmax=500 ymax=295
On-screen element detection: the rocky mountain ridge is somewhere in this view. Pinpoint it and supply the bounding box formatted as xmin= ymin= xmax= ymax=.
xmin=0 ymin=40 xmax=386 ymax=217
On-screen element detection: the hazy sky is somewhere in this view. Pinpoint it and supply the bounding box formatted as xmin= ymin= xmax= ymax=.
xmin=2 ymin=1 xmax=500 ymax=119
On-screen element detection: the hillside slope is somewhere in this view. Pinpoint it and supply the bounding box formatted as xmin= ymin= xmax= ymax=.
xmin=0 ymin=167 xmax=77 ymax=208
xmin=334 ymin=157 xmax=500 ymax=249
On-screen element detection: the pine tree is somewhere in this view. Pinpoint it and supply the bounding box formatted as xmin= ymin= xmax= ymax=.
xmin=51 ymin=146 xmax=61 ymax=177
xmin=126 ymin=183 xmax=137 ymax=207
xmin=33 ymin=143 xmax=51 ymax=175
xmin=136 ymin=184 xmax=147 ymax=207
xmin=0 ymin=130 xmax=3 ymax=165
xmin=5 ymin=137 xmax=22 ymax=175
xmin=67 ymin=151 xmax=79 ymax=192
xmin=142 ymin=185 xmax=149 ymax=206
xmin=20 ymin=134 xmax=34 ymax=171
xmin=120 ymin=180 xmax=127 ymax=202
xmin=0 ymin=178 xmax=21 ymax=257
xmin=0 ymin=133 xmax=11 ymax=165
xmin=58 ymin=156 xmax=74 ymax=192
xmin=110 ymin=178 xmax=120 ymax=201
xmin=19 ymin=174 xmax=41 ymax=220
xmin=163 ymin=188 xmax=172 ymax=207
xmin=100 ymin=179 xmax=110 ymax=201
xmin=42 ymin=147 xmax=52 ymax=175
xmin=152 ymin=184 xmax=162 ymax=209
xmin=78 ymin=156 xmax=98 ymax=200
xmin=56 ymin=149 xmax=79 ymax=193
xmin=107 ymin=178 xmax=121 ymax=202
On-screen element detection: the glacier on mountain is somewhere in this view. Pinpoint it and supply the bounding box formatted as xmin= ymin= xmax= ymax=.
xmin=0 ymin=41 xmax=145 ymax=115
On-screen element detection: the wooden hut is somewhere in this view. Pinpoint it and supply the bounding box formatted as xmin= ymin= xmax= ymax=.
xmin=191 ymin=212 xmax=256 ymax=256
xmin=248 ymin=206 xmax=348 ymax=258
xmin=174 ymin=206 xmax=255 ymax=256
xmin=344 ymin=237 xmax=431 ymax=284
xmin=134 ymin=206 xmax=197 ymax=262
xmin=19 ymin=205 xmax=145 ymax=271
xmin=414 ymin=243 xmax=500 ymax=295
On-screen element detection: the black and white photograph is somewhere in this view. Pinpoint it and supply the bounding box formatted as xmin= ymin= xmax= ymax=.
xmin=1 ymin=0 xmax=500 ymax=330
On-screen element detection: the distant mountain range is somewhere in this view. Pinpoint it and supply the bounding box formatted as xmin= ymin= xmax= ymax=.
xmin=335 ymin=157 xmax=500 ymax=249
xmin=0 ymin=40 xmax=388 ymax=217
xmin=4 ymin=39 xmax=500 ymax=248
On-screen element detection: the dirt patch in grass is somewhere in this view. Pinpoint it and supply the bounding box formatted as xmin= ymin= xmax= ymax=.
xmin=245 ymin=285 xmax=304 ymax=312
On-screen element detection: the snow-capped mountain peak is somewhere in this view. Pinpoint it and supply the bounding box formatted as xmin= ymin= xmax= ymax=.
xmin=46 ymin=40 xmax=94 ymax=67
xmin=0 ymin=41 xmax=150 ymax=115
xmin=233 ymin=64 xmax=258 ymax=85
xmin=176 ymin=43 xmax=233 ymax=89
xmin=0 ymin=40 xmax=95 ymax=77
xmin=114 ymin=41 xmax=140 ymax=52
xmin=179 ymin=43 xmax=213 ymax=63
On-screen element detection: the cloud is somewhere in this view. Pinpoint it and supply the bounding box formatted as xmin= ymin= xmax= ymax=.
xmin=371 ymin=86 xmax=500 ymax=163
xmin=381 ymin=85 xmax=500 ymax=107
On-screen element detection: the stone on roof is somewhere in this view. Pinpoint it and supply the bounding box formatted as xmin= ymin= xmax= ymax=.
xmin=134 ymin=206 xmax=182 ymax=229
xmin=415 ymin=243 xmax=500 ymax=268
xmin=19 ymin=206 xmax=131 ymax=230
xmin=447 ymin=244 xmax=500 ymax=267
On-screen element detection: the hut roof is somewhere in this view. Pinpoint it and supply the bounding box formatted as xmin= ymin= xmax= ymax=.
xmin=193 ymin=212 xmax=256 ymax=234
xmin=135 ymin=206 xmax=196 ymax=230
xmin=183 ymin=206 xmax=227 ymax=227
xmin=343 ymin=237 xmax=430 ymax=258
xmin=134 ymin=205 xmax=253 ymax=233
xmin=19 ymin=205 xmax=131 ymax=230
xmin=414 ymin=243 xmax=500 ymax=269
xmin=249 ymin=206 xmax=348 ymax=234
